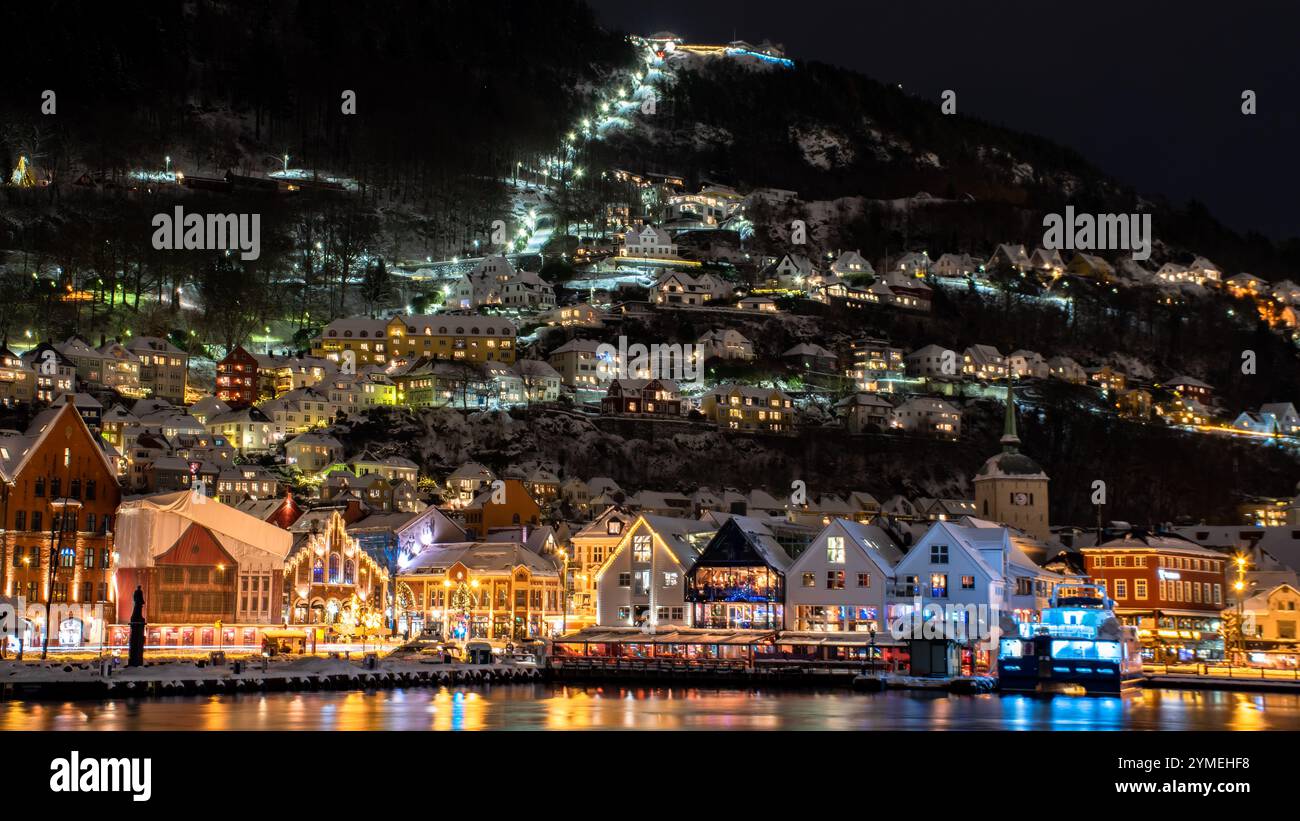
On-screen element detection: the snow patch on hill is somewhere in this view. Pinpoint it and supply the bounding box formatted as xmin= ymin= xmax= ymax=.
xmin=792 ymin=125 xmax=855 ymax=169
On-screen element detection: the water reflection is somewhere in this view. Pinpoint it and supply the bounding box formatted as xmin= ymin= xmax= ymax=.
xmin=2 ymin=686 xmax=1299 ymax=731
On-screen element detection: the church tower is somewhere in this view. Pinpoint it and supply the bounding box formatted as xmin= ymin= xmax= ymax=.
xmin=973 ymin=381 xmax=1050 ymax=540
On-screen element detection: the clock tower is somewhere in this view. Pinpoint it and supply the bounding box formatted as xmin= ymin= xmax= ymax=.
xmin=974 ymin=381 xmax=1050 ymax=540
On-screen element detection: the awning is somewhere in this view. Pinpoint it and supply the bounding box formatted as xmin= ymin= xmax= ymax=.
xmin=554 ymin=628 xmax=774 ymax=646
xmin=775 ymin=633 xmax=906 ymax=648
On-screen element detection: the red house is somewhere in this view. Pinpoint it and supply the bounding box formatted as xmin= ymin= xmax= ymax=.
xmin=215 ymin=345 xmax=258 ymax=408
xmin=1081 ymin=530 xmax=1228 ymax=662
xmin=600 ymin=378 xmax=682 ymax=417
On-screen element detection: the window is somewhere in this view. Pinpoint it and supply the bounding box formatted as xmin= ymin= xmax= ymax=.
xmin=59 ymin=546 xmax=75 ymax=568
xmin=83 ymin=548 xmax=95 ymax=569
xmin=618 ymin=572 xmax=631 ymax=588
xmin=802 ymin=572 xmax=815 ymax=588
xmin=930 ymin=573 xmax=948 ymax=598
xmin=857 ymin=572 xmax=871 ymax=588
xmin=930 ymin=544 xmax=948 ymax=564
xmin=826 ymin=571 xmax=845 ymax=590
xmin=826 ymin=536 xmax=845 ymax=564
xmin=1135 ymin=579 xmax=1148 ymax=600
xmin=663 ymin=572 xmax=678 ymax=587
xmin=633 ymin=571 xmax=651 ymax=595
xmin=13 ymin=511 xmax=24 ymax=531
xmin=1214 ymin=584 xmax=1222 ymax=605
xmin=312 ymin=559 xmax=324 ymax=583
xmin=1115 ymin=579 xmax=1127 ymax=599
xmin=617 ymin=606 xmax=631 ymax=622
xmin=632 ymin=534 xmax=652 ymax=563
xmin=961 ymin=575 xmax=975 ymax=590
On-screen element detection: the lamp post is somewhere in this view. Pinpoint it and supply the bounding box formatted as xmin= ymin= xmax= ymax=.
xmin=556 ymin=547 xmax=569 ymax=636
xmin=1234 ymin=554 xmax=1249 ymax=665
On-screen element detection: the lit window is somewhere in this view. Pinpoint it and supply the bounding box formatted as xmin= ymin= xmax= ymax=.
xmin=826 ymin=536 xmax=845 ymax=564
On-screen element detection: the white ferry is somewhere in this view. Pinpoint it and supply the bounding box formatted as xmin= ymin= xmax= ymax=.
xmin=997 ymin=584 xmax=1143 ymax=694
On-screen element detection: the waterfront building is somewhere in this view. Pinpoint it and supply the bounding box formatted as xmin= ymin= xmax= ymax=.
xmin=0 ymin=403 xmax=121 ymax=649
xmin=284 ymin=509 xmax=389 ymax=630
xmin=785 ymin=519 xmax=901 ymax=633
xmin=1080 ymin=529 xmax=1227 ymax=661
xmin=595 ymin=513 xmax=714 ymax=628
xmin=396 ymin=541 xmax=564 ymax=639
xmin=685 ymin=516 xmax=793 ymax=629
xmin=568 ymin=506 xmax=636 ymax=626
xmin=112 ymin=491 xmax=292 ymax=648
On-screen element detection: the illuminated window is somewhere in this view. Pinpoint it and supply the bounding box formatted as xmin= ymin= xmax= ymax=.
xmin=930 ymin=573 xmax=948 ymax=598
xmin=631 ymin=534 xmax=652 ymax=563
xmin=826 ymin=536 xmax=845 ymax=564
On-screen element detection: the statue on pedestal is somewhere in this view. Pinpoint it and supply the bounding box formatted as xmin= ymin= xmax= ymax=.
xmin=127 ymin=585 xmax=146 ymax=667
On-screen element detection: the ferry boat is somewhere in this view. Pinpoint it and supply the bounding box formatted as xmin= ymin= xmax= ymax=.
xmin=997 ymin=584 xmax=1142 ymax=695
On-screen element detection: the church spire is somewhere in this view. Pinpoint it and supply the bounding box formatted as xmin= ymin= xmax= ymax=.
xmin=1001 ymin=378 xmax=1020 ymax=451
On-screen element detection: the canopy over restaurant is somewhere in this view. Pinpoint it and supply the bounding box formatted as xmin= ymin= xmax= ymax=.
xmin=553 ymin=626 xmax=909 ymax=669
xmin=554 ymin=626 xmax=775 ymax=661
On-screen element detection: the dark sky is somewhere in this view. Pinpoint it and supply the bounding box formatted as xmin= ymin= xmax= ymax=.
xmin=589 ymin=0 xmax=1299 ymax=240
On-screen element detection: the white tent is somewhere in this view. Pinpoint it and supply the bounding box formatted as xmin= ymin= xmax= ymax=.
xmin=115 ymin=491 xmax=292 ymax=572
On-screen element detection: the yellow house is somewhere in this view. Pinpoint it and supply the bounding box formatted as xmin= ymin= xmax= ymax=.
xmin=311 ymin=314 xmax=518 ymax=368
xmin=384 ymin=315 xmax=517 ymax=365
xmin=700 ymin=384 xmax=795 ymax=433
xmin=1243 ymin=583 xmax=1300 ymax=645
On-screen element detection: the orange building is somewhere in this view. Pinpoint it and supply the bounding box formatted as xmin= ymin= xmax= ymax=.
xmin=459 ymin=479 xmax=542 ymax=539
xmin=0 ymin=402 xmax=121 ymax=648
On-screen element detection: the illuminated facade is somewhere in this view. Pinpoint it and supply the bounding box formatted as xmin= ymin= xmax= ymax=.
xmin=700 ymin=385 xmax=794 ymax=432
xmin=285 ymin=510 xmax=389 ymax=628
xmin=310 ymin=314 xmax=518 ymax=369
xmin=0 ymin=403 xmax=121 ymax=647
xmin=1081 ymin=531 xmax=1227 ymax=661
xmin=685 ymin=517 xmax=792 ymax=629
xmin=396 ymin=543 xmax=564 ymax=639
xmin=595 ymin=513 xmax=713 ymax=628
xmin=567 ymin=506 xmax=634 ymax=627
xmin=215 ymin=345 xmax=259 ymax=407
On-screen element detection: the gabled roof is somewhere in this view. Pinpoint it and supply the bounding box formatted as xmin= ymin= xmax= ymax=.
xmin=793 ymin=518 xmax=904 ymax=575
xmin=691 ymin=516 xmax=793 ymax=573
xmin=0 ymin=402 xmax=117 ymax=483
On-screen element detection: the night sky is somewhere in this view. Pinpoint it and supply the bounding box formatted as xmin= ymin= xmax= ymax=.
xmin=589 ymin=0 xmax=1299 ymax=240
